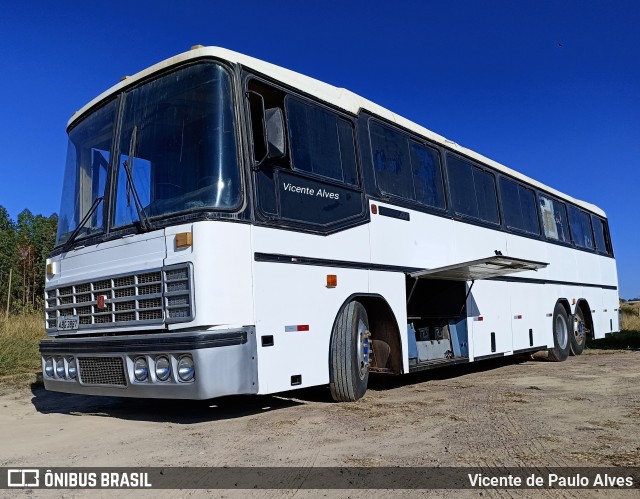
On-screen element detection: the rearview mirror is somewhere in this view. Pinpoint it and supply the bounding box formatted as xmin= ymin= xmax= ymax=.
xmin=265 ymin=107 xmax=286 ymax=159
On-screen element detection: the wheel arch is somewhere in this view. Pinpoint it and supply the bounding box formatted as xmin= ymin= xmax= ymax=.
xmin=576 ymin=299 xmax=595 ymax=337
xmin=333 ymin=293 xmax=403 ymax=374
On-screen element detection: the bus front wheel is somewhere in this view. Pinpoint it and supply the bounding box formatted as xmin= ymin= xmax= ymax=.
xmin=329 ymin=301 xmax=371 ymax=402
xmin=548 ymin=303 xmax=570 ymax=362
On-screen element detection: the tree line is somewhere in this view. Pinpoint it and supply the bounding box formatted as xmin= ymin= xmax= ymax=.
xmin=0 ymin=206 xmax=57 ymax=315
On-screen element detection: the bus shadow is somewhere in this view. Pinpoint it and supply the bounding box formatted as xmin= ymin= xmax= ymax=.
xmin=29 ymin=384 xmax=303 ymax=424
xmin=368 ymin=355 xmax=534 ymax=392
xmin=285 ymin=355 xmax=536 ymax=402
xmin=29 ymin=356 xmax=537 ymax=416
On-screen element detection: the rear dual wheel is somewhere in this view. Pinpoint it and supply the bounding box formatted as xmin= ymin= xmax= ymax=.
xmin=548 ymin=303 xmax=570 ymax=362
xmin=569 ymin=307 xmax=586 ymax=356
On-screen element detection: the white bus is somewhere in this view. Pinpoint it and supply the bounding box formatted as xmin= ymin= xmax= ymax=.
xmin=40 ymin=46 xmax=620 ymax=402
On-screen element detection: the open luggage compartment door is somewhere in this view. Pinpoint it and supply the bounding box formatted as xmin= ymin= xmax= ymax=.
xmin=406 ymin=256 xmax=549 ymax=370
xmin=409 ymin=255 xmax=548 ymax=281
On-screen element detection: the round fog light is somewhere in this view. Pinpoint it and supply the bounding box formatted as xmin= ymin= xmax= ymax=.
xmin=155 ymin=356 xmax=171 ymax=381
xmin=134 ymin=357 xmax=149 ymax=382
xmin=177 ymin=356 xmax=195 ymax=382
xmin=44 ymin=357 xmax=54 ymax=378
xmin=67 ymin=358 xmax=77 ymax=379
xmin=55 ymin=357 xmax=66 ymax=378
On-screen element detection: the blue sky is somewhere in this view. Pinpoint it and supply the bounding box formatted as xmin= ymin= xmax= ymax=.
xmin=0 ymin=1 xmax=638 ymax=297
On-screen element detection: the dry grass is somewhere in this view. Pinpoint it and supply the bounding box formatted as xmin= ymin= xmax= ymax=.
xmin=0 ymin=314 xmax=46 ymax=380
xmin=621 ymin=302 xmax=640 ymax=332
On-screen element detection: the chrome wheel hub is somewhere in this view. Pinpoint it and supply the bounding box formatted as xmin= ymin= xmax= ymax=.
xmin=357 ymin=319 xmax=371 ymax=379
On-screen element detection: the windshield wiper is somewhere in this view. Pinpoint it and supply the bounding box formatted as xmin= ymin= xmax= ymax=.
xmin=122 ymin=125 xmax=151 ymax=232
xmin=62 ymin=196 xmax=104 ymax=250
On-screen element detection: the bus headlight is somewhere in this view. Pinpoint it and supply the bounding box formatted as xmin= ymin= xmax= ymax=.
xmin=44 ymin=357 xmax=54 ymax=378
xmin=55 ymin=357 xmax=66 ymax=378
xmin=67 ymin=357 xmax=77 ymax=379
xmin=134 ymin=357 xmax=149 ymax=382
xmin=155 ymin=356 xmax=171 ymax=381
xmin=177 ymin=356 xmax=195 ymax=382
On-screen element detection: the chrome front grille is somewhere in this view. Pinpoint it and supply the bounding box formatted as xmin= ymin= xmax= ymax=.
xmin=78 ymin=357 xmax=127 ymax=386
xmin=44 ymin=264 xmax=193 ymax=332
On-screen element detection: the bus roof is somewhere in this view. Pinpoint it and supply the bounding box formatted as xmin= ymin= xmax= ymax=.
xmin=68 ymin=46 xmax=606 ymax=217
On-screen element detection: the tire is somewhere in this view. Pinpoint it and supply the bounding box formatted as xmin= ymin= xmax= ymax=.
xmin=548 ymin=303 xmax=570 ymax=362
xmin=329 ymin=301 xmax=371 ymax=402
xmin=569 ymin=306 xmax=586 ymax=356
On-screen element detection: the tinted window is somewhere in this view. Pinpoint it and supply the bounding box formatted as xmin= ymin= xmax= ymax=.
xmin=57 ymin=99 xmax=116 ymax=245
xmin=475 ymin=169 xmax=500 ymax=223
xmin=447 ymin=155 xmax=476 ymax=217
xmin=369 ymin=121 xmax=414 ymax=199
xmin=114 ymin=63 xmax=240 ymax=228
xmin=409 ymin=142 xmax=446 ymax=209
xmin=592 ymin=216 xmax=613 ymax=255
xmin=286 ymin=97 xmax=357 ymax=185
xmin=499 ymin=177 xmax=540 ymax=234
xmin=369 ymin=122 xmax=446 ymax=209
xmin=447 ymin=155 xmax=499 ymax=224
xmin=539 ymin=195 xmax=570 ymax=243
xmin=568 ymin=206 xmax=594 ymax=250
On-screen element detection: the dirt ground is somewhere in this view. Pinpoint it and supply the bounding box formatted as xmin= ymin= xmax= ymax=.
xmin=1 ymin=349 xmax=639 ymax=498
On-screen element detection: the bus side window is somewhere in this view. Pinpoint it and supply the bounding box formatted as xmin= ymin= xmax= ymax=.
xmin=247 ymin=78 xmax=363 ymax=228
xmin=447 ymin=154 xmax=499 ymax=225
xmin=368 ymin=121 xmax=446 ymax=210
xmin=500 ymin=177 xmax=540 ymax=235
xmin=592 ymin=215 xmax=613 ymax=256
xmin=539 ymin=194 xmax=570 ymax=243
xmin=409 ymin=141 xmax=446 ymax=210
xmin=369 ymin=121 xmax=414 ymax=199
xmin=285 ymin=96 xmax=358 ymax=186
xmin=568 ymin=205 xmax=595 ymax=250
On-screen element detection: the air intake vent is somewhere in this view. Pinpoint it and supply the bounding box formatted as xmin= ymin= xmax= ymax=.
xmin=163 ymin=264 xmax=194 ymax=323
xmin=78 ymin=357 xmax=127 ymax=386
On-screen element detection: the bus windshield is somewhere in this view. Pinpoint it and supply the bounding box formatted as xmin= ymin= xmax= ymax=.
xmin=56 ymin=62 xmax=240 ymax=246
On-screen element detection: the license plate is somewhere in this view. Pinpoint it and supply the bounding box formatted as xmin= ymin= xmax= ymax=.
xmin=58 ymin=316 xmax=79 ymax=330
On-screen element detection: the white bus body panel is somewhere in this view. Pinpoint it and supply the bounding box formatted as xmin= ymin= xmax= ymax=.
xmin=51 ymin=231 xmax=166 ymax=286
xmin=45 ymin=221 xmax=256 ymax=334
xmin=164 ymin=222 xmax=255 ymax=329
xmin=251 ymin=225 xmax=370 ymax=394
xmin=368 ymin=202 xmax=455 ymax=270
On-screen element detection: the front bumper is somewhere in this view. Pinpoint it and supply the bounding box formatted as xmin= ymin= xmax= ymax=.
xmin=39 ymin=327 xmax=258 ymax=399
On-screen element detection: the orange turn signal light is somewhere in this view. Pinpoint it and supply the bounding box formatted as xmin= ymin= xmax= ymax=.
xmin=175 ymin=232 xmax=193 ymax=248
xmin=326 ymin=274 xmax=337 ymax=288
